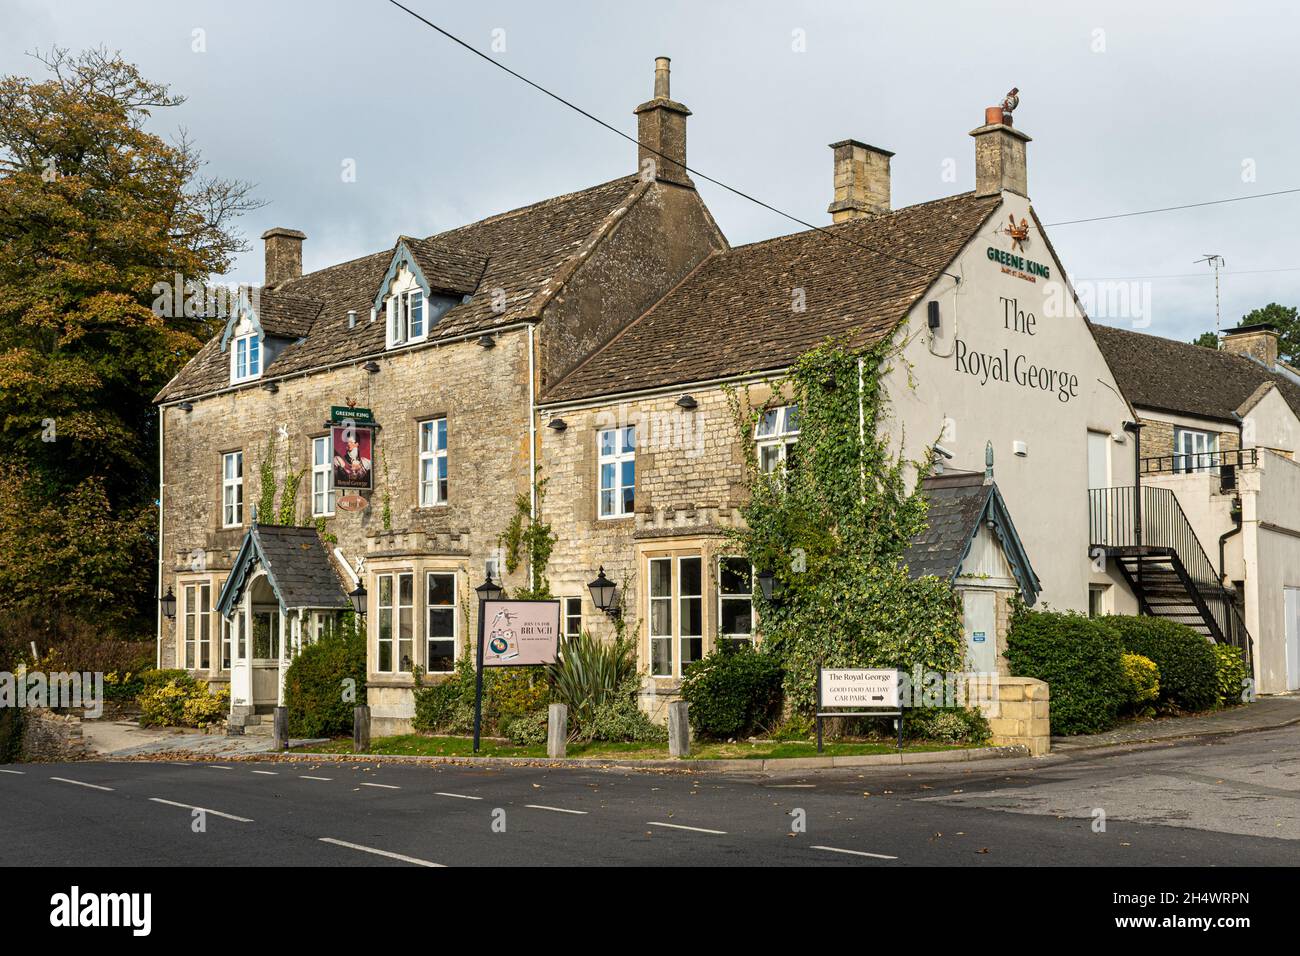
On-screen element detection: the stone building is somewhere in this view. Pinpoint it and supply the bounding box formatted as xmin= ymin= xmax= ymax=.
xmin=154 ymin=60 xmax=1272 ymax=733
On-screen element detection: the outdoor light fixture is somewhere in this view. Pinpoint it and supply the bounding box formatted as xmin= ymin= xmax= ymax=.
xmin=363 ymin=361 xmax=380 ymax=374
xmin=475 ymin=574 xmax=505 ymax=603
xmin=675 ymin=394 xmax=698 ymax=410
xmin=477 ymin=335 xmax=496 ymax=349
xmin=547 ymin=418 xmax=567 ymax=432
xmin=927 ymin=300 xmax=941 ymax=331
xmin=587 ymin=566 xmax=618 ymax=616
xmin=178 ymin=401 xmax=194 ymax=413
xmin=159 ymin=586 xmax=177 ymax=621
xmin=261 ymin=380 xmax=279 ymax=394
xmin=349 ymin=582 xmax=367 ymax=617
xmin=756 ymin=569 xmax=779 ymax=603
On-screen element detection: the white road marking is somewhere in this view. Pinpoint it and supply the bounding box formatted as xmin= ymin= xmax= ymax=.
xmin=149 ymin=798 xmax=253 ymax=823
xmin=250 ymin=770 xmax=278 ymax=775
xmin=206 ymin=765 xmax=233 ymax=771
xmin=810 ymin=845 xmax=898 ymax=860
xmin=300 ymin=775 xmax=332 ymax=781
xmin=647 ymin=821 xmax=727 ymax=835
xmin=318 ymin=837 xmax=443 ymax=867
xmin=767 ymin=784 xmax=816 ymax=789
xmin=0 ymin=769 xmax=25 ymax=775
xmin=50 ymin=776 xmax=113 ymax=792
xmin=360 ymin=782 xmax=400 ymax=790
xmin=525 ymin=804 xmax=588 ymax=815
xmin=435 ymin=792 xmax=482 ymax=800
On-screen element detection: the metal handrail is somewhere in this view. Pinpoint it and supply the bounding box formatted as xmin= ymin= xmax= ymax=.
xmin=1141 ymin=446 xmax=1257 ymax=478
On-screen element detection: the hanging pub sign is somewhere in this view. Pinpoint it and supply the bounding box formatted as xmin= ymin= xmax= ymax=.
xmin=331 ymin=422 xmax=374 ymax=491
xmin=330 ymin=405 xmax=374 ymax=425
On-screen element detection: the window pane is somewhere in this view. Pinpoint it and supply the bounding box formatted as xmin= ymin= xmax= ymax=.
xmin=420 ymin=421 xmax=433 ymax=453
xmin=600 ymin=462 xmax=615 ymax=491
xmin=600 ymin=489 xmax=615 ymax=516
xmin=599 ymin=429 xmax=615 ymax=456
xmin=622 ymin=426 xmax=636 ymax=454
xmin=427 ymin=639 xmax=455 ymax=673
xmin=756 ymin=409 xmax=780 ymax=438
xmin=760 ymin=445 xmax=782 ymax=473
xmin=721 ymin=599 xmax=753 ymax=635
xmin=649 ymin=559 xmax=672 ymax=598
xmin=681 ymin=633 xmax=703 ymax=668
xmin=651 ymin=637 xmax=671 ymax=677
xmin=427 ymin=573 xmax=454 ymax=607
xmin=720 ymin=558 xmax=752 ymax=595
xmin=681 ymin=595 xmax=702 ymax=637
xmin=437 ymin=418 xmax=447 ymax=451
xmin=621 ymin=484 xmax=634 ymax=514
xmin=621 ymin=459 xmax=635 ymax=489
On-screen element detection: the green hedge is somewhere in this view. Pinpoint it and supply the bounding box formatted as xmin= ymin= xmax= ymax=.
xmin=1211 ymin=643 xmax=1249 ymax=707
xmin=1098 ymin=616 xmax=1218 ymax=713
xmin=283 ymin=618 xmax=367 ymax=738
xmin=1005 ymin=609 xmax=1127 ymax=735
xmin=680 ymin=643 xmax=784 ymax=739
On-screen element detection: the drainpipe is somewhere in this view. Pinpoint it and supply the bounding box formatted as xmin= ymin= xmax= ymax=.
xmin=1219 ymin=416 xmax=1246 ymax=585
xmin=527 ymin=324 xmax=537 ymax=591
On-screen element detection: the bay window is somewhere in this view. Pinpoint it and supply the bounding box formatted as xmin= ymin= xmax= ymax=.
xmin=376 ymin=572 xmax=414 ymax=673
xmin=426 ymin=572 xmax=457 ymax=673
xmin=182 ymin=582 xmax=211 ymax=670
xmin=718 ymin=557 xmax=754 ymax=647
xmin=646 ymin=554 xmax=703 ymax=679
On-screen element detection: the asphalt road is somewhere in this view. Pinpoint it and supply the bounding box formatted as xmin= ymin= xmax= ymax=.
xmin=1 ymin=727 xmax=1296 ymax=866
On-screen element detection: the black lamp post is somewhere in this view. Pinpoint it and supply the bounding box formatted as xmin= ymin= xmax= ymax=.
xmin=475 ymin=574 xmax=505 ymax=603
xmin=349 ymin=582 xmax=367 ymax=618
xmin=159 ymin=586 xmax=177 ymax=621
xmin=471 ymin=573 xmax=505 ymax=755
xmin=587 ymin=566 xmax=618 ymax=617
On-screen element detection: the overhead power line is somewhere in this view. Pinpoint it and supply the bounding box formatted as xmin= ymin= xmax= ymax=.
xmin=1044 ymin=187 xmax=1300 ymax=227
xmin=382 ymin=0 xmax=961 ymax=281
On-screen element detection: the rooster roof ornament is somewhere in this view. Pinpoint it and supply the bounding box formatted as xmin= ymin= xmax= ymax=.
xmin=1001 ymin=87 xmax=1020 ymax=121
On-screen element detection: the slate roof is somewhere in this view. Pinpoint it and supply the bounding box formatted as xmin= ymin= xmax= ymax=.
xmin=902 ymin=472 xmax=1041 ymax=605
xmin=541 ymin=191 xmax=1002 ymax=403
xmin=1091 ymin=323 xmax=1300 ymax=422
xmin=215 ymin=526 xmax=351 ymax=616
xmin=257 ymin=290 xmax=323 ymax=338
xmin=156 ymin=175 xmax=643 ymax=403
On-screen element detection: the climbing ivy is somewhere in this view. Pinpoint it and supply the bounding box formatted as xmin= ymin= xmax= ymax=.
xmin=498 ymin=473 xmax=557 ymax=599
xmin=726 ymin=339 xmax=964 ymax=716
xmin=255 ymin=434 xmax=306 ymax=526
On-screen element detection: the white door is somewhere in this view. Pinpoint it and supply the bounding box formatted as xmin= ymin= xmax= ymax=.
xmin=1087 ymin=431 xmax=1109 ymax=489
xmin=963 ymin=590 xmax=998 ymax=673
xmin=1285 ymin=587 xmax=1300 ymax=691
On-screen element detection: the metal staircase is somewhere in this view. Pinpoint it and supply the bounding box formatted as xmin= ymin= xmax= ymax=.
xmin=1089 ymin=485 xmax=1254 ymax=670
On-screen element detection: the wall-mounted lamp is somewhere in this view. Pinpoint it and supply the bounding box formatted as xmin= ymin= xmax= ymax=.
xmin=178 ymin=402 xmax=194 ymax=413
xmin=261 ymin=381 xmax=279 ymax=394
xmin=475 ymin=574 xmax=504 ymax=603
xmin=477 ymin=335 xmax=496 ymax=349
xmin=675 ymin=394 xmax=698 ymax=410
xmin=362 ymin=361 xmax=380 ymax=374
xmin=159 ymin=586 xmax=177 ymax=621
xmin=756 ymin=569 xmax=782 ymax=603
xmin=587 ymin=566 xmax=619 ymax=617
xmin=547 ymin=418 xmax=568 ymax=432
xmin=927 ymin=300 xmax=941 ymax=331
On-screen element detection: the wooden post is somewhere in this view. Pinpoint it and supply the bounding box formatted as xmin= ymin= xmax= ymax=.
xmin=272 ymin=705 xmax=288 ymax=750
xmin=353 ymin=705 xmax=370 ymax=753
xmin=667 ymin=701 xmax=690 ymax=757
xmin=547 ymin=703 xmax=567 ymax=758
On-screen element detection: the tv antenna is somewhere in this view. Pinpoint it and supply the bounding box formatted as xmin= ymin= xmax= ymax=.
xmin=1194 ymin=254 xmax=1226 ymax=332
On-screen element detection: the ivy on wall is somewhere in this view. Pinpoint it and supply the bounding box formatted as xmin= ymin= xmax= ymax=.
xmin=498 ymin=473 xmax=557 ymax=599
xmin=255 ymin=435 xmax=306 ymax=527
xmin=726 ymin=339 xmax=964 ymax=716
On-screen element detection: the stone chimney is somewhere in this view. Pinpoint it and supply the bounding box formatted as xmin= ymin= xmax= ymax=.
xmin=969 ymin=104 xmax=1031 ymax=198
xmin=262 ymin=228 xmax=306 ymax=285
xmin=633 ymin=57 xmax=691 ymax=186
xmin=827 ymin=139 xmax=893 ymax=222
xmin=1222 ymin=324 xmax=1280 ymax=368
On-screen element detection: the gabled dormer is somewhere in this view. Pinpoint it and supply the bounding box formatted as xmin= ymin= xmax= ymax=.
xmin=221 ymin=290 xmax=264 ymax=385
xmin=220 ymin=287 xmax=322 ymax=386
xmin=374 ymin=237 xmax=487 ymax=350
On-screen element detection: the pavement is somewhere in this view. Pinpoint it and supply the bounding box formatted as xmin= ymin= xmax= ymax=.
xmin=2 ymin=724 xmax=1296 ymax=866
xmin=80 ymin=719 xmax=327 ymax=758
xmin=1051 ymin=693 xmax=1300 ymax=752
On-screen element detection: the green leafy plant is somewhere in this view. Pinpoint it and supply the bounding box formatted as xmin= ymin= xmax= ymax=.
xmin=680 ymin=642 xmax=784 ymax=739
xmin=282 ymin=614 xmax=367 ymax=738
xmin=903 ymin=706 xmax=991 ymax=744
xmin=546 ymin=631 xmax=637 ymax=732
xmin=498 ymin=472 xmax=557 ymax=598
xmin=1211 ymin=643 xmax=1249 ymax=707
xmin=1005 ymin=608 xmax=1127 ymax=735
xmin=726 ymin=340 xmax=964 ymax=717
xmin=1119 ymin=652 xmax=1160 ymax=716
xmin=1098 ymin=616 xmax=1218 ymax=713
xmin=138 ymin=677 xmax=227 ymax=728
xmin=258 ymin=436 xmax=277 ymax=524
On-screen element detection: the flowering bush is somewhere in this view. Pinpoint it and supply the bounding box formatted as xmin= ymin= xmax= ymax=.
xmin=138 ymin=677 xmax=227 ymax=728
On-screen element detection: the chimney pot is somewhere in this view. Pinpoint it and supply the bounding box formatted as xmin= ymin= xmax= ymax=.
xmin=261 ymin=227 xmax=306 ymax=285
xmin=634 ymin=57 xmax=691 ymax=186
xmin=1222 ymin=324 xmax=1280 ymax=369
xmin=827 ymin=139 xmax=893 ymax=222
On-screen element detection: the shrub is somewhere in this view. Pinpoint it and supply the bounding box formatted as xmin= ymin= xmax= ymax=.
xmin=904 ymin=706 xmax=991 ymax=744
xmin=138 ymin=678 xmax=227 ymax=728
xmin=547 ymin=632 xmax=637 ymax=731
xmin=502 ymin=709 xmax=549 ymax=746
xmin=1212 ymin=644 xmax=1249 ymax=707
xmin=681 ymin=642 xmax=784 ymax=739
xmin=1120 ymin=653 xmax=1160 ymax=716
xmin=1099 ymin=616 xmax=1218 ymax=713
xmin=1005 ymin=609 xmax=1127 ymax=735
xmin=491 ymin=667 xmax=549 ymax=725
xmin=283 ymin=617 xmax=367 ymax=738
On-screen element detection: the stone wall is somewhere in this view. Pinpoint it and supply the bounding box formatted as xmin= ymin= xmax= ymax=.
xmin=978 ymin=676 xmax=1050 ymax=756
xmin=20 ymin=709 xmax=88 ymax=762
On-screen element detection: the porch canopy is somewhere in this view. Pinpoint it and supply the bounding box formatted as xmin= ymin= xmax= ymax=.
xmin=903 ymin=472 xmax=1041 ymax=605
xmin=215 ymin=525 xmax=352 ymax=618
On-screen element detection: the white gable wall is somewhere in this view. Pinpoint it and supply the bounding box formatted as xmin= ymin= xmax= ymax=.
xmin=882 ymin=193 xmax=1136 ymax=613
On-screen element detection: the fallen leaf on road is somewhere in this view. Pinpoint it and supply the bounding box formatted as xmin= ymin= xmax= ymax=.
xmin=976 ymin=848 xmax=989 ymax=854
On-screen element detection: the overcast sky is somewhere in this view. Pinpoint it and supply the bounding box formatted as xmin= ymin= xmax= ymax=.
xmin=5 ymin=0 xmax=1299 ymax=343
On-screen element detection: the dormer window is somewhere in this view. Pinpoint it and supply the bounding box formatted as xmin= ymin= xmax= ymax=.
xmin=387 ymin=289 xmax=425 ymax=347
xmin=231 ymin=330 xmax=261 ymax=383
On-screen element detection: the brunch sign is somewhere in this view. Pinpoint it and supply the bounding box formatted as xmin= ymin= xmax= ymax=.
xmin=953 ymin=296 xmax=1080 ymax=403
xmin=481 ymin=600 xmax=560 ymax=666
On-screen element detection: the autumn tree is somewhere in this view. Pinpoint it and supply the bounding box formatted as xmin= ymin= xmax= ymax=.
xmin=0 ymin=48 xmax=259 ymax=634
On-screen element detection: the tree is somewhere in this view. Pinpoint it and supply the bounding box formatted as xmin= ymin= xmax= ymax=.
xmin=1238 ymin=302 xmax=1299 ymax=366
xmin=0 ymin=48 xmax=260 ymax=633
xmin=1191 ymin=332 xmax=1218 ymax=350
